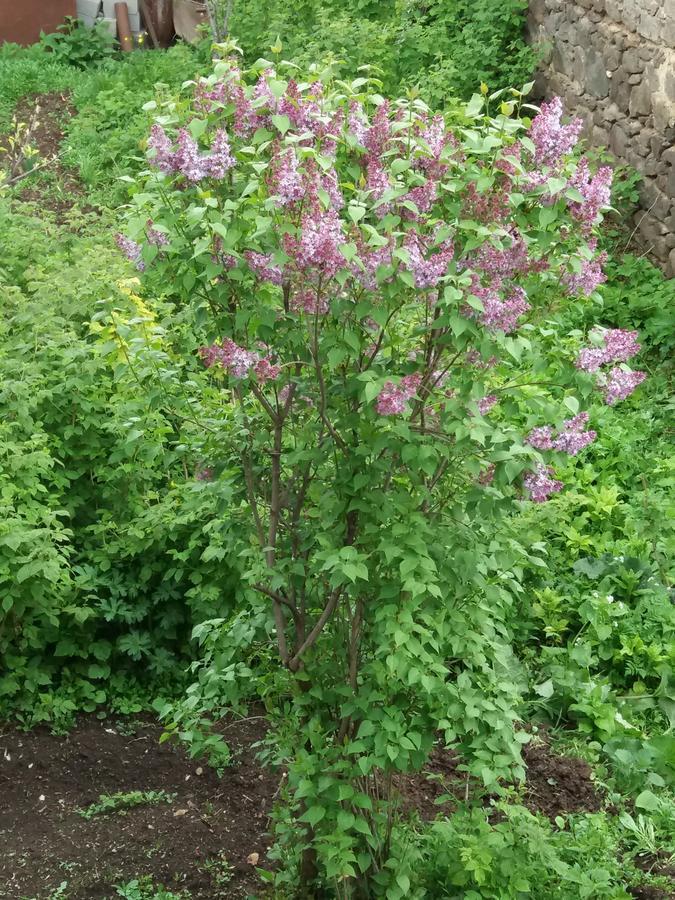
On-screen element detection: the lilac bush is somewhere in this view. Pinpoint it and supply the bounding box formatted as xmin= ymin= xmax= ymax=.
xmin=118 ymin=56 xmax=646 ymax=892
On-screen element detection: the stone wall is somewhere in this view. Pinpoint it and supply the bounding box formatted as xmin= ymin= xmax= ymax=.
xmin=528 ymin=0 xmax=675 ymax=275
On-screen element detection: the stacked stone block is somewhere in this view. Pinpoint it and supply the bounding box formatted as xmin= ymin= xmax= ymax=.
xmin=528 ymin=0 xmax=675 ymax=274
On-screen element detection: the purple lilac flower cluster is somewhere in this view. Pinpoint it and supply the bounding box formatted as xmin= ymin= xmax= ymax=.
xmin=376 ymin=374 xmax=422 ymax=416
xmin=576 ymin=328 xmax=641 ymax=372
xmin=290 ymin=289 xmax=329 ymax=315
xmin=563 ymin=252 xmax=607 ymax=296
xmin=115 ymin=233 xmax=144 ymax=270
xmin=244 ymin=251 xmax=284 ymax=285
xmin=576 ymin=328 xmax=645 ymax=405
xmin=527 ymin=412 xmax=597 ymax=456
xmin=568 ymin=157 xmax=613 ymax=230
xmin=529 ymin=97 xmax=583 ymax=167
xmin=470 ymin=279 xmax=530 ymax=334
xmin=148 ymin=124 xmax=234 ymax=182
xmin=403 ymin=232 xmax=455 ymax=289
xmin=600 ymin=368 xmax=647 ymax=406
xmin=146 ymin=219 xmax=169 ymax=248
xmin=523 ymin=464 xmax=564 ymax=502
xmin=199 ymin=338 xmax=280 ymax=383
xmin=476 ymin=395 xmax=499 ymax=416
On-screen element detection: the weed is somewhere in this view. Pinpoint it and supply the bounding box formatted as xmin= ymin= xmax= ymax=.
xmin=78 ymin=790 xmax=176 ymax=819
xmin=114 ymin=876 xmax=190 ymax=900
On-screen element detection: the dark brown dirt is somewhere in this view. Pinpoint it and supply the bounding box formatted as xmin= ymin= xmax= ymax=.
xmin=632 ymin=852 xmax=675 ymax=898
xmin=6 ymin=91 xmax=90 ymax=219
xmin=393 ymin=746 xmax=464 ymax=821
xmin=522 ymin=739 xmax=602 ymax=819
xmin=630 ymin=886 xmax=675 ymax=900
xmin=0 ymin=719 xmax=608 ymax=900
xmin=0 ymin=715 xmax=278 ymax=900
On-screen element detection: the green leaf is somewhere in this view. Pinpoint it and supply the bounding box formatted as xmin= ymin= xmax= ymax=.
xmin=635 ymin=790 xmax=661 ymax=811
xmin=534 ymin=679 xmax=554 ymax=699
xmin=465 ymin=94 xmax=484 ymax=117
xmin=300 ymin=805 xmax=326 ymax=826
xmin=271 ymin=114 xmax=290 ymax=134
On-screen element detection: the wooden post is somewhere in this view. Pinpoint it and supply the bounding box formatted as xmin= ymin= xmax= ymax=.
xmin=114 ymin=1 xmax=134 ymax=51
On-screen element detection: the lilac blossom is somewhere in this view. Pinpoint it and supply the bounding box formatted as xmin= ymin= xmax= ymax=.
xmin=347 ymin=100 xmax=368 ymax=145
xmin=563 ymin=252 xmax=607 ymax=296
xmin=476 ymin=395 xmax=499 ymax=416
xmin=403 ymin=231 xmax=454 ymax=289
xmin=527 ymin=412 xmax=596 ymax=457
xmin=466 ymin=350 xmax=498 ymax=370
xmin=529 ymin=97 xmax=583 ymax=167
xmin=295 ymin=208 xmax=344 ymax=277
xmin=115 ymin=233 xmax=144 ymax=270
xmin=478 ymin=463 xmax=496 ymax=486
xmin=401 ymin=179 xmax=438 ymax=217
xmin=278 ymin=79 xmax=314 ymax=131
xmin=244 ymin=251 xmax=284 ymax=285
xmin=269 ymin=146 xmax=304 ymax=205
xmin=199 ymin=338 xmax=279 ymax=383
xmin=463 ymin=182 xmax=510 ymax=222
xmin=146 ymin=220 xmax=169 ymax=248
xmin=194 ymin=70 xmax=258 ymax=136
xmin=376 ymin=373 xmax=421 ymax=416
xmin=568 ymin=157 xmax=613 ymax=228
xmin=603 ymin=328 xmax=641 ymax=362
xmin=364 ymin=101 xmax=391 ymax=156
xmin=576 ymin=328 xmax=641 ymax=371
xmin=290 ymin=289 xmax=329 ymax=315
xmin=476 ymin=282 xmax=530 ymax=333
xmin=320 ymin=169 xmax=344 ymax=209
xmin=526 ymin=426 xmax=555 ymax=450
xmin=253 ymin=358 xmax=282 ymax=384
xmin=147 ymin=124 xmax=176 ymax=174
xmin=352 ymin=238 xmax=394 ymax=290
xmin=149 ymin=125 xmax=235 ymax=182
xmin=175 ymin=128 xmax=210 ymax=182
xmin=601 ymin=367 xmax=646 ymax=405
xmin=366 ymin=159 xmax=391 ymax=202
xmin=415 ymin=114 xmax=453 ymax=178
xmin=206 ymin=128 xmax=235 ymax=178
xmin=553 ymin=413 xmax=597 ymax=455
xmin=473 ymin=230 xmax=532 ymax=279
xmin=576 ymin=347 xmax=608 ymax=373
xmin=494 ymin=141 xmax=522 ymax=177
xmin=523 ymin=464 xmax=564 ymax=502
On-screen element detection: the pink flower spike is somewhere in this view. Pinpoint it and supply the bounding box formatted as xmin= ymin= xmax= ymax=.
xmin=254 ymin=358 xmax=281 ymax=384
xmin=477 ymin=395 xmax=498 ymax=416
xmin=147 ymin=124 xmax=176 ymax=174
xmin=529 ymin=97 xmax=583 ymax=167
xmin=115 ymin=233 xmax=144 ymax=271
xmin=244 ymin=251 xmax=284 ymax=285
xmin=526 ymin=426 xmax=555 ymax=451
xmin=375 ymin=373 xmax=421 ymax=416
xmin=523 ymin=464 xmax=564 ymax=502
xmin=206 ymin=128 xmax=235 ymax=179
xmin=601 ymin=367 xmax=646 ymax=405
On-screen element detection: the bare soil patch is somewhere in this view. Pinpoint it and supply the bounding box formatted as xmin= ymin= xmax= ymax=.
xmin=4 ymin=91 xmax=90 ymax=220
xmin=0 ymin=719 xmax=608 ymax=899
xmin=0 ymin=715 xmax=276 ymax=899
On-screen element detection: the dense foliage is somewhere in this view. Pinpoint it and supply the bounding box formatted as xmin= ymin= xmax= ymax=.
xmin=0 ymin=11 xmax=673 ymax=898
xmin=227 ymin=0 xmax=535 ymax=107
xmin=112 ymin=52 xmax=666 ymax=892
